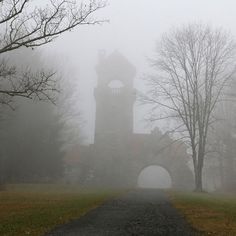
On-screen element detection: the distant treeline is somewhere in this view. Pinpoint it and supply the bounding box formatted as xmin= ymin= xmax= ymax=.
xmin=0 ymin=100 xmax=65 ymax=183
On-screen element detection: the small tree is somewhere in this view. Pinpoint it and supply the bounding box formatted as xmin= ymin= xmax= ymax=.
xmin=143 ymin=24 xmax=236 ymax=192
xmin=0 ymin=0 xmax=106 ymax=107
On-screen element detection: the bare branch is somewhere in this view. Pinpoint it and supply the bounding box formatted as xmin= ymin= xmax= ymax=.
xmin=0 ymin=0 xmax=107 ymax=54
xmin=0 ymin=0 xmax=107 ymax=107
xmin=0 ymin=60 xmax=59 ymax=107
xmin=142 ymin=23 xmax=236 ymax=191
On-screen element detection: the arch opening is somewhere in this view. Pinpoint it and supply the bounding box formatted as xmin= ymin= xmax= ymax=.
xmin=137 ymin=165 xmax=172 ymax=189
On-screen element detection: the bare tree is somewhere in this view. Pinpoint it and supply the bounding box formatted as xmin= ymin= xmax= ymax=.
xmin=0 ymin=0 xmax=107 ymax=107
xmin=142 ymin=24 xmax=236 ymax=192
xmin=0 ymin=0 xmax=107 ymax=189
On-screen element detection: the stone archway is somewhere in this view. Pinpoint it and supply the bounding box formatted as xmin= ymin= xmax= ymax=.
xmin=129 ymin=148 xmax=194 ymax=190
xmin=137 ymin=165 xmax=172 ymax=189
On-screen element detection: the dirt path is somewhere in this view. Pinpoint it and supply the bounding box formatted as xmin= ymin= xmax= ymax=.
xmin=45 ymin=189 xmax=199 ymax=236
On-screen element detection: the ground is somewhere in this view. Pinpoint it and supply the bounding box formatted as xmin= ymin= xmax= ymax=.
xmin=2 ymin=185 xmax=236 ymax=236
xmin=170 ymin=191 xmax=236 ymax=236
xmin=45 ymin=189 xmax=198 ymax=236
xmin=0 ymin=184 xmax=121 ymax=236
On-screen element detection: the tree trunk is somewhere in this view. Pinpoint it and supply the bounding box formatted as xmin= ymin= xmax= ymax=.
xmin=194 ymin=167 xmax=203 ymax=192
xmin=193 ymin=143 xmax=205 ymax=192
xmin=192 ymin=151 xmax=203 ymax=192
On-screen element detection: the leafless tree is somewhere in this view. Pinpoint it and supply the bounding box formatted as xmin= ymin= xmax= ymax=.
xmin=142 ymin=24 xmax=236 ymax=191
xmin=0 ymin=0 xmax=107 ymax=107
xmin=0 ymin=0 xmax=107 ymax=189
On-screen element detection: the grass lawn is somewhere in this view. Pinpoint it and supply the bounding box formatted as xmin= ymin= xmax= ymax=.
xmin=0 ymin=184 xmax=123 ymax=236
xmin=170 ymin=191 xmax=236 ymax=236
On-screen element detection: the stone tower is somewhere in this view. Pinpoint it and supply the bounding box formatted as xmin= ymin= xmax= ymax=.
xmin=90 ymin=51 xmax=194 ymax=189
xmin=94 ymin=51 xmax=136 ymax=148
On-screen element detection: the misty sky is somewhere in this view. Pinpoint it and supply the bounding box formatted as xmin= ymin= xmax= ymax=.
xmin=42 ymin=0 xmax=236 ymax=143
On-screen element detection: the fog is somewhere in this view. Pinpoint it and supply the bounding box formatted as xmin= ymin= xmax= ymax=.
xmin=0 ymin=0 xmax=236 ymax=192
xmin=44 ymin=0 xmax=236 ymax=142
xmin=137 ymin=166 xmax=172 ymax=189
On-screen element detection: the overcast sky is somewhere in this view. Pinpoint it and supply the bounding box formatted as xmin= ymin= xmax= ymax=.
xmin=42 ymin=0 xmax=236 ymax=143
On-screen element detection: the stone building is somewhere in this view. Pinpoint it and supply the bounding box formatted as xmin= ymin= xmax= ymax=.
xmin=66 ymin=51 xmax=194 ymax=189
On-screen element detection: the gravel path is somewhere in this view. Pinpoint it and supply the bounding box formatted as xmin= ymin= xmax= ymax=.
xmin=45 ymin=189 xmax=199 ymax=236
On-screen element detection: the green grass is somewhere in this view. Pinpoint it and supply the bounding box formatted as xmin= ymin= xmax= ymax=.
xmin=170 ymin=191 xmax=236 ymax=236
xmin=0 ymin=184 xmax=123 ymax=236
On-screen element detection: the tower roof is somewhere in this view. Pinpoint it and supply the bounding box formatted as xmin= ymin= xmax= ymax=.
xmin=96 ymin=51 xmax=136 ymax=87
